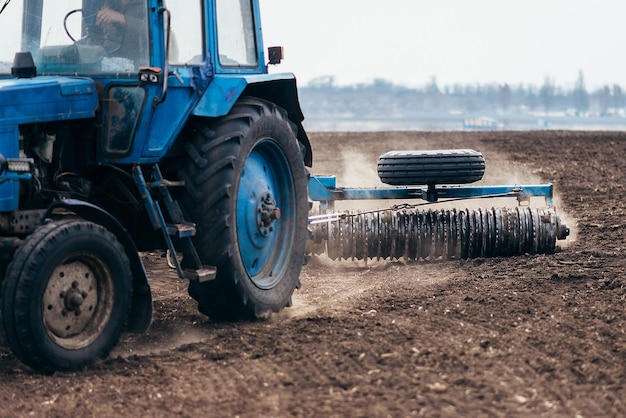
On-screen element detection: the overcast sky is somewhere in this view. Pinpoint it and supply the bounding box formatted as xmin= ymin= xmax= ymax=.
xmin=260 ymin=0 xmax=626 ymax=90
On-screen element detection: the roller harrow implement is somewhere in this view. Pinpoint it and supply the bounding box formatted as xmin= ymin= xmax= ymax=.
xmin=308 ymin=149 xmax=570 ymax=262
xmin=309 ymin=207 xmax=570 ymax=261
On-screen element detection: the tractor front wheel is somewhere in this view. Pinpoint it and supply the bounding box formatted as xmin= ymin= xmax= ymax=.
xmin=179 ymin=97 xmax=308 ymax=320
xmin=1 ymin=220 xmax=132 ymax=373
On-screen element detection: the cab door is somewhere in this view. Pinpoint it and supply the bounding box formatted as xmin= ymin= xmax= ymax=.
xmin=101 ymin=0 xmax=211 ymax=163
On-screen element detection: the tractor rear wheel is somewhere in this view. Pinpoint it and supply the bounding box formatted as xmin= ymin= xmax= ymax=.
xmin=179 ymin=97 xmax=308 ymax=320
xmin=1 ymin=220 xmax=132 ymax=373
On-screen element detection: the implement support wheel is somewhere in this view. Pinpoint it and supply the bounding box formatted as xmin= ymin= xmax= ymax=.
xmin=377 ymin=149 xmax=485 ymax=186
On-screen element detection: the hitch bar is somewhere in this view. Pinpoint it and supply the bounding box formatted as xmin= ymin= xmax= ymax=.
xmin=308 ymin=175 xmax=556 ymax=210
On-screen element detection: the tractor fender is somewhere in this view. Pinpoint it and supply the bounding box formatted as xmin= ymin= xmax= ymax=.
xmin=43 ymin=199 xmax=152 ymax=333
xmin=192 ymin=74 xmax=312 ymax=166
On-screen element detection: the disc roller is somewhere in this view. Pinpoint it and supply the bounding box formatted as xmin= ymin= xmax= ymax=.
xmin=309 ymin=207 xmax=570 ymax=261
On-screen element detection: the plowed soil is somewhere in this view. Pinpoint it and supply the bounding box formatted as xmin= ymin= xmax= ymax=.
xmin=1 ymin=131 xmax=624 ymax=417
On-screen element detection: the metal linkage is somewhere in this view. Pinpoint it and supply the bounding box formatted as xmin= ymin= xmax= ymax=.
xmin=308 ymin=175 xmax=557 ymax=209
xmin=309 ymin=207 xmax=570 ymax=261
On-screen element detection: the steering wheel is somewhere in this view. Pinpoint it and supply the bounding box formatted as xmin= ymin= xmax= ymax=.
xmin=63 ymin=8 xmax=123 ymax=55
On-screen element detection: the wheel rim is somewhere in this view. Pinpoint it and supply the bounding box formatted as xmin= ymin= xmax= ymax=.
xmin=237 ymin=139 xmax=296 ymax=289
xmin=42 ymin=254 xmax=114 ymax=350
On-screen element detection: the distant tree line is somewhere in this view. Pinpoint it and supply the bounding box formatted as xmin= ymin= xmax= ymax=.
xmin=298 ymin=71 xmax=624 ymax=118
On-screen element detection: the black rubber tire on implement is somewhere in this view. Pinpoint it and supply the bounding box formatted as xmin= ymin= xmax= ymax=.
xmin=178 ymin=97 xmax=308 ymax=320
xmin=377 ymin=149 xmax=485 ymax=186
xmin=1 ymin=220 xmax=132 ymax=373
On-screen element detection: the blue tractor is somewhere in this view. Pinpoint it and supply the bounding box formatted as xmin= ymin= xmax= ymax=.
xmin=0 ymin=0 xmax=311 ymax=372
xmin=0 ymin=0 xmax=570 ymax=373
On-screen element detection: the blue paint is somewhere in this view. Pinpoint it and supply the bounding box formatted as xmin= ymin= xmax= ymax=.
xmin=192 ymin=73 xmax=299 ymax=118
xmin=308 ymin=175 xmax=555 ymax=207
xmin=0 ymin=77 xmax=97 ymax=125
xmin=237 ymin=139 xmax=295 ymax=287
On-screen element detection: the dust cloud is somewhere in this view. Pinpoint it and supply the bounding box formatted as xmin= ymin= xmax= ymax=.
xmin=338 ymin=150 xmax=381 ymax=187
xmin=327 ymin=151 xmax=386 ymax=211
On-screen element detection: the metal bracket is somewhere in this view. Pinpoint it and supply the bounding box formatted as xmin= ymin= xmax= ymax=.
xmin=308 ymin=175 xmax=555 ymax=210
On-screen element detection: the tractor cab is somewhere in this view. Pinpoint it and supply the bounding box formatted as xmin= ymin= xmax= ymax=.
xmin=0 ymin=0 xmax=294 ymax=165
xmin=1 ymin=0 xmax=153 ymax=75
xmin=0 ymin=0 xmax=268 ymax=76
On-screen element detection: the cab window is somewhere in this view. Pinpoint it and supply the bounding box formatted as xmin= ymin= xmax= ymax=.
xmin=167 ymin=0 xmax=204 ymax=65
xmin=215 ymin=0 xmax=257 ymax=67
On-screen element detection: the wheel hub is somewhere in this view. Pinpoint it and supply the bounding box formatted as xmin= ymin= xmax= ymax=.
xmin=62 ymin=283 xmax=87 ymax=315
xmin=43 ymin=261 xmax=99 ymax=339
xmin=257 ymin=192 xmax=281 ymax=236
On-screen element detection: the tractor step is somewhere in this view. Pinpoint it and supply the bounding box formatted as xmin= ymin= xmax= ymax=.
xmin=134 ymin=164 xmax=208 ymax=282
xmin=183 ymin=266 xmax=217 ymax=283
xmin=166 ymin=222 xmax=196 ymax=237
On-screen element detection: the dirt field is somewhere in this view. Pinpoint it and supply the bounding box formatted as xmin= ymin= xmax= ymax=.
xmin=1 ymin=130 xmax=624 ymax=417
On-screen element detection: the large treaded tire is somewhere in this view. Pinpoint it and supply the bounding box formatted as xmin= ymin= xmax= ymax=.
xmin=1 ymin=220 xmax=132 ymax=373
xmin=178 ymin=97 xmax=308 ymax=320
xmin=377 ymin=149 xmax=485 ymax=186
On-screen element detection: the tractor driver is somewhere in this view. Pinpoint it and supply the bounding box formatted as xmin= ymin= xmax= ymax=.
xmin=93 ymin=0 xmax=149 ymax=65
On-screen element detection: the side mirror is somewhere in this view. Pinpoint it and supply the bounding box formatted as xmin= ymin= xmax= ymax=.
xmin=267 ymin=46 xmax=284 ymax=65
